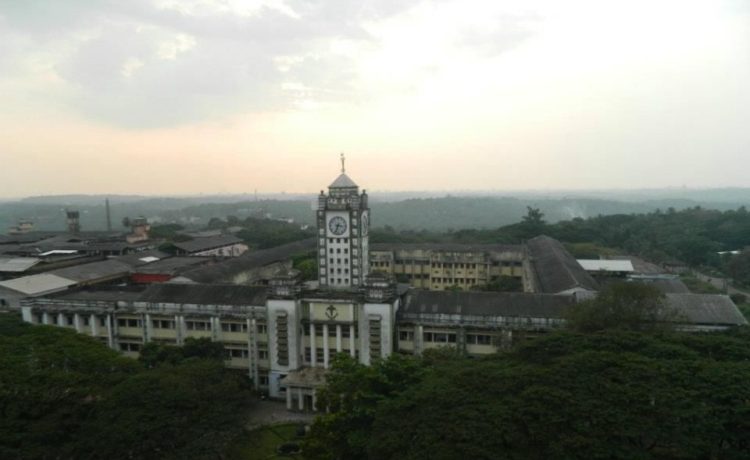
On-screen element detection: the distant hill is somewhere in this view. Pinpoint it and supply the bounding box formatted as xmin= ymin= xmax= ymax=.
xmin=3 ymin=189 xmax=750 ymax=233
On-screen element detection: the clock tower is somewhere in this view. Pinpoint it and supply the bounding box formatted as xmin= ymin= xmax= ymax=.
xmin=317 ymin=154 xmax=370 ymax=289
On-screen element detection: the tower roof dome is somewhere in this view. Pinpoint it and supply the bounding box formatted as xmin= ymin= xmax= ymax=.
xmin=329 ymin=173 xmax=358 ymax=188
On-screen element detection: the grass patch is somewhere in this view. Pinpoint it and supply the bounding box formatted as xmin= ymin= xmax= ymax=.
xmin=680 ymin=275 xmax=723 ymax=294
xmin=225 ymin=423 xmax=304 ymax=460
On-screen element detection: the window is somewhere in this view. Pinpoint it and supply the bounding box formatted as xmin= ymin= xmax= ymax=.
xmin=398 ymin=330 xmax=414 ymax=341
xmin=100 ymin=318 xmax=107 ymax=327
xmin=258 ymin=344 xmax=269 ymax=360
xmin=221 ymin=322 xmax=247 ymax=333
xmin=186 ymin=320 xmax=210 ymax=331
xmin=153 ymin=319 xmax=175 ymax=329
xmin=83 ymin=317 xmax=90 ymax=326
xmin=120 ymin=342 xmax=142 ymax=352
xmin=226 ymin=347 xmax=249 ymax=359
xmin=424 ymin=332 xmax=456 ymax=343
xmin=337 ymin=248 xmax=341 ymax=253
xmin=118 ymin=318 xmax=141 ymax=328
xmin=344 ymin=248 xmax=349 ymax=254
xmin=259 ymin=374 xmax=269 ymax=386
xmin=257 ymin=323 xmax=267 ymax=334
xmin=467 ymin=334 xmax=492 ymax=345
xmin=66 ymin=315 xmax=74 ymax=326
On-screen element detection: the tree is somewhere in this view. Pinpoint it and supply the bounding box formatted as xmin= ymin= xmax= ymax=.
xmin=0 ymin=315 xmax=255 ymax=459
xmin=565 ymin=282 xmax=682 ymax=333
xmin=305 ymin=329 xmax=750 ymax=460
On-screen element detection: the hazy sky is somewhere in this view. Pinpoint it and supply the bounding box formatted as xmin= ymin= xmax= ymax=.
xmin=1 ymin=0 xmax=748 ymax=197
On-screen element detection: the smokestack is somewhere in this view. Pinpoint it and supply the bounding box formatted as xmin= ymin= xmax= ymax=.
xmin=66 ymin=210 xmax=80 ymax=234
xmin=105 ymin=198 xmax=112 ymax=232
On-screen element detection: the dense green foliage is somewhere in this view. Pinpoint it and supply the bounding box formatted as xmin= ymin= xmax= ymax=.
xmin=565 ymin=283 xmax=681 ymax=333
xmin=0 ymin=315 xmax=255 ymax=459
xmin=305 ymin=329 xmax=750 ymax=460
xmin=374 ymin=206 xmax=750 ymax=282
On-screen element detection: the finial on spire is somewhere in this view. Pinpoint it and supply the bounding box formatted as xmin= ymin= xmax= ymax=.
xmin=340 ymin=152 xmax=346 ymax=173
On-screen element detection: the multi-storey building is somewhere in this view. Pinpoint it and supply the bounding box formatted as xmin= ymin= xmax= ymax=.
xmin=370 ymin=243 xmax=528 ymax=291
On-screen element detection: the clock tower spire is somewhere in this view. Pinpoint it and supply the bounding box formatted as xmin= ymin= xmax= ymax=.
xmin=317 ymin=156 xmax=370 ymax=290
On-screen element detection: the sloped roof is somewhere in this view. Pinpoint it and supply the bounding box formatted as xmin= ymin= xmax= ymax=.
xmin=172 ymin=234 xmax=244 ymax=253
xmin=178 ymin=238 xmax=316 ymax=283
xmin=49 ymin=259 xmax=132 ymax=283
xmin=0 ymin=257 xmax=41 ymax=273
xmin=329 ymin=173 xmax=358 ymax=188
xmin=114 ymin=250 xmax=170 ymax=267
xmin=577 ymin=259 xmax=634 ymax=272
xmin=527 ymin=235 xmax=598 ymax=293
xmin=402 ymin=290 xmax=575 ymax=318
xmin=0 ymin=273 xmax=77 ymax=296
xmin=665 ymin=293 xmax=747 ymax=326
xmin=371 ymin=243 xmax=524 ymax=254
xmin=139 ymin=283 xmax=267 ymax=306
xmin=134 ymin=257 xmax=213 ymax=275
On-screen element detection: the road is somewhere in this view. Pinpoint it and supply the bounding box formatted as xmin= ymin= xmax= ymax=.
xmin=693 ymin=271 xmax=750 ymax=297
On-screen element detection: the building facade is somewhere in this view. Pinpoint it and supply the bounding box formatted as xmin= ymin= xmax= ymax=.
xmin=14 ymin=161 xmax=750 ymax=413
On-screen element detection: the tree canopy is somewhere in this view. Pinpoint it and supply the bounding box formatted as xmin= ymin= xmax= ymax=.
xmin=0 ymin=315 xmax=255 ymax=459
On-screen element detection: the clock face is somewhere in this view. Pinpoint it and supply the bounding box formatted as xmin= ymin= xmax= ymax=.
xmin=328 ymin=216 xmax=347 ymax=235
xmin=362 ymin=214 xmax=369 ymax=236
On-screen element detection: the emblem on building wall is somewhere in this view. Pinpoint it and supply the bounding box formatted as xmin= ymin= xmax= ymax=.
xmin=325 ymin=305 xmax=339 ymax=320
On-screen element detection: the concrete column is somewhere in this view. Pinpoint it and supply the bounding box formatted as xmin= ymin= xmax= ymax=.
xmin=286 ymin=387 xmax=293 ymax=410
xmin=57 ymin=313 xmax=65 ymax=327
xmin=323 ymin=324 xmax=329 ymax=369
xmin=250 ymin=318 xmax=259 ymax=390
xmin=336 ymin=325 xmax=342 ymax=353
xmin=211 ymin=316 xmax=220 ymax=341
xmin=106 ymin=314 xmax=115 ymax=349
xmin=144 ymin=313 xmax=152 ymax=343
xmin=415 ymin=324 xmax=424 ymax=355
xmin=310 ymin=323 xmax=317 ymax=367
xmin=42 ymin=312 xmax=50 ymax=325
xmin=297 ymin=388 xmax=304 ymax=411
xmin=74 ymin=313 xmax=83 ymax=333
xmin=21 ymin=307 xmax=32 ymax=323
xmin=90 ymin=314 xmax=99 ymax=337
xmin=349 ymin=325 xmax=356 ymax=357
xmin=174 ymin=315 xmax=182 ymax=345
xmin=312 ymin=389 xmax=318 ymax=412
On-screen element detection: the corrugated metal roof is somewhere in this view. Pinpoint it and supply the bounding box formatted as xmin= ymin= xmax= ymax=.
xmin=0 ymin=273 xmax=77 ymax=295
xmin=527 ymin=235 xmax=598 ymax=294
xmin=139 ymin=283 xmax=267 ymax=306
xmin=178 ymin=238 xmax=316 ymax=283
xmin=0 ymin=257 xmax=41 ymax=272
xmin=371 ymin=243 xmax=524 ymax=253
xmin=172 ymin=235 xmax=245 ymax=253
xmin=577 ymin=259 xmax=634 ymax=272
xmin=402 ymin=290 xmax=575 ymax=318
xmin=49 ymin=259 xmax=132 ymax=283
xmin=665 ymin=293 xmax=748 ymax=326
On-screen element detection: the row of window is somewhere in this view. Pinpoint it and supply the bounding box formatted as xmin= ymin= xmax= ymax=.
xmin=303 ymin=325 xmax=358 ymax=338
xmin=121 ymin=319 xmax=268 ymax=333
xmin=225 ymin=347 xmax=269 ymax=360
xmin=304 ymin=348 xmax=357 ymax=362
xmin=398 ymin=331 xmax=492 ymax=345
xmin=329 ymin=247 xmax=349 ymax=254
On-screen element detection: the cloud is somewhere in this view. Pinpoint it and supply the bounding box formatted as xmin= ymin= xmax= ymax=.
xmin=0 ymin=0 xmax=543 ymax=128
